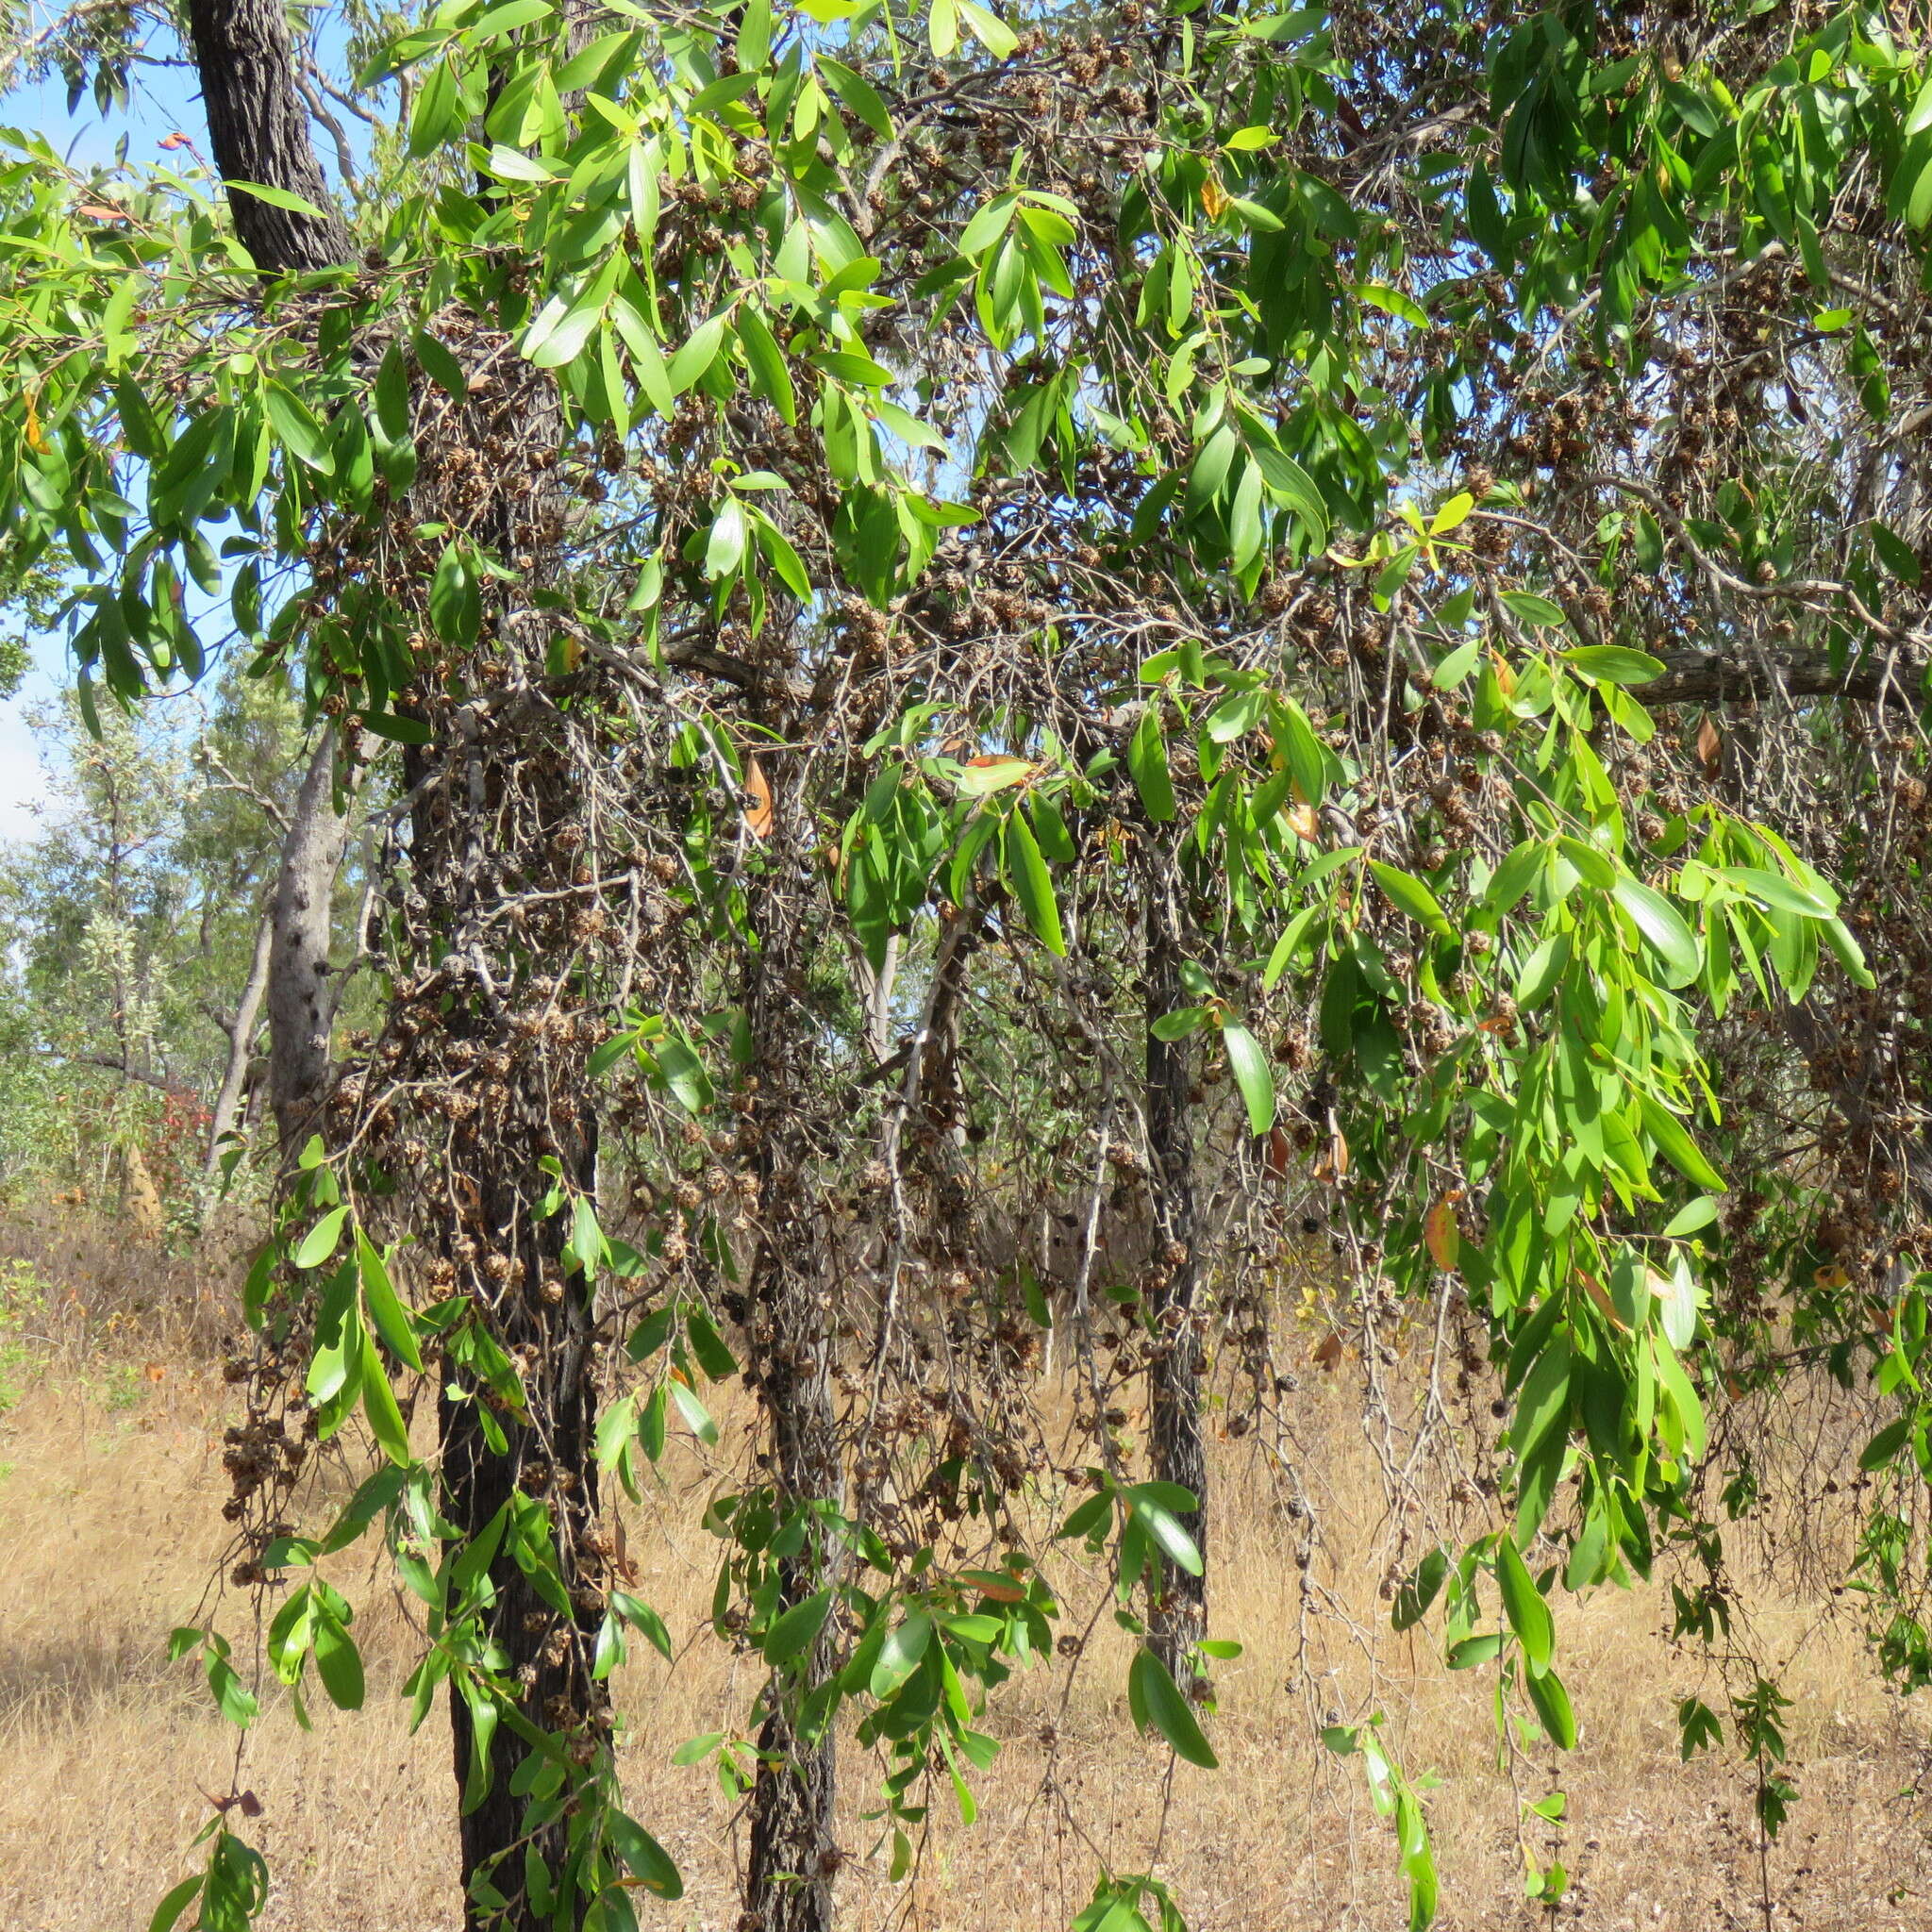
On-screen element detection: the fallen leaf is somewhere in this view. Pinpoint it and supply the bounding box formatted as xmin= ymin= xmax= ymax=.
xmin=143 ymin=1361 xmax=166 ymax=1383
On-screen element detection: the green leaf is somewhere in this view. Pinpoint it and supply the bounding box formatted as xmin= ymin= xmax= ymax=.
xmin=362 ymin=1353 xmax=411 ymax=1465
xmin=608 ymin=1809 xmax=682 ymax=1900
xmin=763 ymin=1590 xmax=834 ymax=1665
xmin=264 ymin=383 xmax=334 ymax=474
xmin=1126 ymin=1645 xmax=1219 ymax=1769
xmin=1637 ymin=1092 xmax=1725 ymax=1191
xmin=1495 ymin=1536 xmax=1555 ymax=1675
xmin=1369 ymin=861 xmax=1454 ymax=941
xmin=1524 ymin=1661 xmax=1577 ymax=1749
xmin=147 ymin=1876 xmax=205 ymax=1932
xmin=735 ymin=306 xmax=797 ymax=426
xmin=957 ymin=0 xmax=1018 ymax=57
xmin=1563 ymin=645 xmax=1664 ymax=685
xmin=1127 ymin=708 xmax=1175 ymax=822
xmin=429 ymin=543 xmax=480 ymax=645
xmin=595 ymin=1392 xmax=638 ymax=1471
xmin=360 ymin=711 xmax=431 ymax=745
xmin=226 ymin=179 xmax=334 ymax=220
xmin=1220 ymin=1021 xmax=1275 ymax=1135
xmin=1127 ymin=1486 xmax=1202 ymax=1575
xmin=870 ymin=1608 xmax=933 ymax=1697
xmin=1152 ymin=1005 xmax=1208 ymax=1041
xmin=1392 ymin=1550 xmax=1449 ymax=1633
xmin=357 ymin=1234 xmax=424 ymax=1372
xmin=1860 ymin=1416 xmax=1912 ymax=1472
xmin=1007 ymin=808 xmax=1066 ymax=955
xmin=294 ymin=1206 xmax=348 ymax=1270
xmin=313 ymin=1614 xmax=365 ymax=1710
xmin=669 ymin=1377 xmax=719 ymax=1445
xmin=1499 ymin=590 xmax=1569 ymax=629
xmin=610 ymin=1590 xmax=674 ymax=1659
xmin=668 ymin=315 xmax=726 ymax=394
xmin=817 ymin=56 xmax=894 ymax=138
xmin=706 ymin=497 xmax=748 ymax=580
xmin=1611 ymin=875 xmax=1701 ymax=989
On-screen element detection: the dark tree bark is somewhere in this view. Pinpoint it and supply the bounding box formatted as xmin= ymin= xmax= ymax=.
xmin=741 ymin=778 xmax=841 ymax=1932
xmin=436 ymin=1115 xmax=604 ymax=1927
xmin=182 ymin=0 xmax=352 ymax=274
xmin=179 ymin=11 xmax=607 ymax=1924
xmin=1142 ymin=849 xmax=1207 ymax=1680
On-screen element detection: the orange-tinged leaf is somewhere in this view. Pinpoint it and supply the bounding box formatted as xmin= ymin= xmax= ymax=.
xmin=742 ymin=756 xmax=774 ymax=840
xmin=1696 ymin=713 xmax=1722 ymax=775
xmin=1312 ymin=1331 xmax=1343 ymax=1371
xmin=1264 ymin=1124 xmax=1291 ymax=1180
xmin=76 ymin=202 xmax=127 ymax=222
xmin=1200 ymin=173 xmax=1229 ymax=220
xmin=1424 ymin=1193 xmax=1460 ymax=1271
xmin=956 ymin=1569 xmax=1027 ymax=1603
xmin=1577 ymin=1269 xmax=1624 ymax=1329
xmin=1285 ymin=798 xmax=1320 ymax=841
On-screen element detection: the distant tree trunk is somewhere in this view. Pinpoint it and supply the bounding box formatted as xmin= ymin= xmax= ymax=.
xmin=203 ymin=904 xmax=274 ymax=1178
xmin=1142 ymin=848 xmax=1207 ymax=1679
xmin=266 ymin=731 xmax=352 ymax=1154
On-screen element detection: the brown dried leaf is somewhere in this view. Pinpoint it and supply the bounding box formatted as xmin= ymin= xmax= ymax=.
xmin=1696 ymin=712 xmax=1722 ymax=775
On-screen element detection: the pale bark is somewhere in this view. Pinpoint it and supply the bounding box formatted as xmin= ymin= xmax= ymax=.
xmin=202 ymin=904 xmax=275 ymax=1177
xmin=266 ymin=732 xmax=351 ymax=1153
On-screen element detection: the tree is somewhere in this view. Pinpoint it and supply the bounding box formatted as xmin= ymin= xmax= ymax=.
xmin=10 ymin=5 xmax=1932 ymax=1932
xmin=0 ymin=672 xmax=310 ymax=1204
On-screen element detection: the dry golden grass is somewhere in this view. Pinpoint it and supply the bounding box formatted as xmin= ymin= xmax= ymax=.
xmin=4 ymin=1240 xmax=1932 ymax=1932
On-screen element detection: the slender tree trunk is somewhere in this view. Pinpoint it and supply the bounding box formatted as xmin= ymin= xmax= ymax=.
xmin=203 ymin=904 xmax=274 ymax=1178
xmin=742 ymin=785 xmax=841 ymax=1932
xmin=1142 ymin=850 xmax=1207 ymax=1679
xmin=266 ymin=731 xmax=352 ymax=1153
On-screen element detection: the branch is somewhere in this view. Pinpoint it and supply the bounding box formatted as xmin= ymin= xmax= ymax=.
xmin=42 ymin=1048 xmax=188 ymax=1097
xmin=1642 ymin=648 xmax=1922 ymax=709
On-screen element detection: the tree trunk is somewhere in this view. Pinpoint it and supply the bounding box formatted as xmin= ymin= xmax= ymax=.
xmin=203 ymin=903 xmax=274 ymax=1178
xmin=266 ymin=731 xmax=352 ymax=1154
xmin=181 ymin=0 xmax=351 ymax=274
xmin=437 ymin=1113 xmax=604 ymax=1929
xmin=742 ymin=794 xmax=841 ymax=1932
xmin=1142 ymin=853 xmax=1207 ymax=1679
